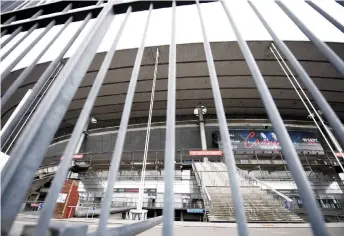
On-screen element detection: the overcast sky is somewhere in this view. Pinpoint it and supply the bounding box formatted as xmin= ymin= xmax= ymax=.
xmin=1 ymin=0 xmax=344 ymax=73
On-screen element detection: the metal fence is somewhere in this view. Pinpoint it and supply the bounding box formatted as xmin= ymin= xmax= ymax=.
xmin=1 ymin=0 xmax=344 ymax=236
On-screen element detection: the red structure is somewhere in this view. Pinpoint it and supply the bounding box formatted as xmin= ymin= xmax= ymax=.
xmin=54 ymin=180 xmax=79 ymax=219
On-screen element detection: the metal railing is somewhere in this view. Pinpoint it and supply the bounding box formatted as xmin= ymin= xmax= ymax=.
xmin=1 ymin=0 xmax=344 ymax=236
xmin=207 ymin=161 xmax=229 ymax=186
xmin=204 ymin=161 xmax=296 ymax=215
xmin=236 ymin=167 xmax=294 ymax=212
xmin=192 ymin=161 xmax=213 ymax=216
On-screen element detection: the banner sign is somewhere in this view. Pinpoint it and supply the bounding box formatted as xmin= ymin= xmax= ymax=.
xmin=336 ymin=153 xmax=344 ymax=158
xmin=187 ymin=208 xmax=204 ymax=213
xmin=213 ymin=130 xmax=323 ymax=152
xmin=114 ymin=188 xmax=157 ymax=193
xmin=60 ymin=154 xmax=83 ymax=160
xmin=189 ymin=150 xmax=223 ymax=156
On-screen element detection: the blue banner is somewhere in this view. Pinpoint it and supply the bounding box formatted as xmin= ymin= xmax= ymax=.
xmin=187 ymin=208 xmax=204 ymax=213
xmin=213 ymin=130 xmax=323 ymax=153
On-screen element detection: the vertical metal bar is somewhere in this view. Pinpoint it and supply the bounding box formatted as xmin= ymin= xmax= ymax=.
xmin=34 ymin=7 xmax=131 ymax=236
xmin=276 ymin=1 xmax=344 ymax=77
xmin=1 ymin=17 xmax=73 ymax=107
xmin=163 ymin=1 xmax=176 ymax=235
xmin=15 ymin=0 xmax=29 ymax=10
xmin=0 ymin=23 xmax=39 ymax=61
xmin=96 ymin=4 xmax=153 ymax=235
xmin=2 ymin=1 xmax=18 ymax=12
xmin=61 ymin=3 xmax=73 ymax=13
xmin=0 ymin=89 xmax=31 ymax=138
xmin=269 ymin=44 xmax=344 ymax=171
xmin=249 ymin=1 xmax=344 ymax=152
xmin=196 ymin=1 xmax=248 ymax=235
xmin=19 ymin=0 xmax=32 ymax=10
xmin=31 ymin=9 xmax=43 ymax=19
xmin=1 ymin=5 xmax=46 ymax=59
xmin=3 ymin=66 xmax=58 ymax=155
xmin=0 ymin=2 xmax=114 ymax=234
xmin=223 ymin=1 xmax=329 ymax=236
xmin=100 ymin=216 xmax=163 ymax=236
xmin=1 ymin=20 xmax=56 ymax=81
xmin=1 ymin=26 xmax=23 ymax=48
xmin=270 ymin=44 xmax=344 ymax=172
xmin=1 ymin=1 xmax=12 ymax=11
xmin=25 ymin=0 xmax=39 ymax=8
xmin=3 ymin=15 xmax=16 ymax=24
xmin=10 ymin=1 xmax=24 ymax=10
xmin=306 ymin=1 xmax=344 ymax=33
xmin=0 ymin=13 xmax=92 ymax=147
xmin=1 ymin=29 xmax=9 ymax=37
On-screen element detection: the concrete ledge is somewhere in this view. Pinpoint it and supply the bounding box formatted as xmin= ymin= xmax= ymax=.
xmin=16 ymin=214 xmax=344 ymax=228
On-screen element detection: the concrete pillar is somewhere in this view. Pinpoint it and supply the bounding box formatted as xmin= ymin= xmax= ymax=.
xmin=195 ymin=106 xmax=208 ymax=162
xmin=198 ymin=107 xmax=207 ymax=151
xmin=180 ymin=211 xmax=184 ymax=221
xmin=154 ymin=211 xmax=157 ymax=217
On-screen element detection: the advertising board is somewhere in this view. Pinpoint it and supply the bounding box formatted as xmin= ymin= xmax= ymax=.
xmin=213 ymin=130 xmax=323 ymax=153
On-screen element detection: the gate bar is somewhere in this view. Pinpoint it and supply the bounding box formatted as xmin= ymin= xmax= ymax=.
xmin=3 ymin=15 xmax=16 ymax=24
xmin=221 ymin=2 xmax=328 ymax=236
xmin=1 ymin=20 xmax=56 ymax=81
xmin=269 ymin=44 xmax=344 ymax=172
xmin=96 ymin=4 xmax=153 ymax=235
xmin=1 ymin=29 xmax=8 ymax=37
xmin=31 ymin=9 xmax=44 ymax=19
xmin=34 ymin=6 xmax=132 ymax=236
xmin=276 ymin=1 xmax=344 ymax=77
xmin=197 ymin=1 xmax=248 ymax=235
xmin=306 ymin=1 xmax=344 ymax=33
xmin=0 ymin=5 xmax=47 ymax=59
xmin=0 ymin=23 xmax=38 ymax=61
xmin=163 ymin=1 xmax=176 ymax=236
xmin=249 ymin=1 xmax=344 ymax=150
xmin=0 ymin=3 xmax=114 ymax=234
xmin=1 ymin=17 xmax=73 ymax=107
xmin=1 ymin=26 xmax=23 ymax=48
xmin=1 ymin=3 xmax=72 ymax=81
xmin=0 ymin=13 xmax=92 ymax=147
xmin=105 ymin=216 xmax=163 ymax=236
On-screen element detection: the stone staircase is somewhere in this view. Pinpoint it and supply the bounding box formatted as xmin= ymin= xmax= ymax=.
xmin=193 ymin=161 xmax=304 ymax=223
xmin=207 ymin=186 xmax=303 ymax=222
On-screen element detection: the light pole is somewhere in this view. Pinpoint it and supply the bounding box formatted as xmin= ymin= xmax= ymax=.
xmin=130 ymin=48 xmax=159 ymax=220
xmin=194 ymin=106 xmax=207 ymax=161
xmin=74 ymin=116 xmax=97 ymax=154
xmin=68 ymin=116 xmax=97 ymax=178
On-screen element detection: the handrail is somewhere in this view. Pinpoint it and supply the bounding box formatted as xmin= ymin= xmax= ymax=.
xmin=205 ymin=161 xmax=294 ymax=211
xmin=236 ymin=167 xmax=292 ymax=202
xmin=208 ymin=161 xmax=229 ymax=186
xmin=192 ymin=160 xmax=212 ymax=214
xmin=203 ymin=185 xmax=212 ymax=202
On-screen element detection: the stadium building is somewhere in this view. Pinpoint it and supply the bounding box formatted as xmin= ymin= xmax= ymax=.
xmin=1 ymin=0 xmax=344 ymax=235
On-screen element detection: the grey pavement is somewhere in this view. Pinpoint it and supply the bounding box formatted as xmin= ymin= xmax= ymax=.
xmin=10 ymin=214 xmax=344 ymax=236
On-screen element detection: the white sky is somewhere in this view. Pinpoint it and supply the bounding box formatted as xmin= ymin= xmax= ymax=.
xmin=1 ymin=0 xmax=344 ymax=73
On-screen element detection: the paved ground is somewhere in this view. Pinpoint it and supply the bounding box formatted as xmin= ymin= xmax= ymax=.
xmin=10 ymin=214 xmax=344 ymax=236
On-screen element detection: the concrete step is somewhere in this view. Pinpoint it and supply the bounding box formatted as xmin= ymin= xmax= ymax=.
xmin=206 ymin=186 xmax=303 ymax=223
